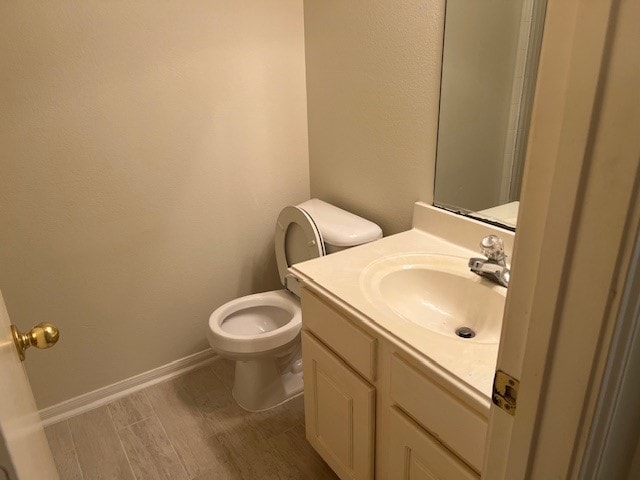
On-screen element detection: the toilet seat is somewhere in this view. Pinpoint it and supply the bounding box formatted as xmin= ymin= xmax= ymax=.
xmin=275 ymin=206 xmax=325 ymax=288
xmin=207 ymin=290 xmax=301 ymax=356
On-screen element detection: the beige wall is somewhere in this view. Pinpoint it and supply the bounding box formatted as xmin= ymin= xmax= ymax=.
xmin=0 ymin=1 xmax=309 ymax=408
xmin=304 ymin=0 xmax=444 ymax=235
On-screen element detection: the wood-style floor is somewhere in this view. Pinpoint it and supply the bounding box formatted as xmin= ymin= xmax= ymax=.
xmin=45 ymin=358 xmax=338 ymax=480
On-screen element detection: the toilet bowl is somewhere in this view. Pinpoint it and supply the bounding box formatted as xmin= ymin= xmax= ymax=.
xmin=208 ymin=290 xmax=303 ymax=411
xmin=207 ymin=199 xmax=382 ymax=411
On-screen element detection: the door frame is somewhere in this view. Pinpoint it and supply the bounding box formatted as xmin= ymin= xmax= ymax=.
xmin=580 ymin=234 xmax=640 ymax=478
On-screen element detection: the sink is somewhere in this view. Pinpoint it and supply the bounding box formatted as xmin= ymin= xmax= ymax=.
xmin=360 ymin=254 xmax=506 ymax=344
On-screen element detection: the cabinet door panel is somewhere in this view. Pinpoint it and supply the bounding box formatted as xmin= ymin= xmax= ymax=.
xmin=302 ymin=331 xmax=375 ymax=480
xmin=390 ymin=354 xmax=487 ymax=470
xmin=388 ymin=407 xmax=478 ymax=480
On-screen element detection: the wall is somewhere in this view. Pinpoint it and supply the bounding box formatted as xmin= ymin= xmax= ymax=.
xmin=304 ymin=0 xmax=444 ymax=235
xmin=0 ymin=1 xmax=309 ymax=408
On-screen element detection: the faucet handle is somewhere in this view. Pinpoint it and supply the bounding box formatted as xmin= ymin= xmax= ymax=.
xmin=480 ymin=235 xmax=506 ymax=262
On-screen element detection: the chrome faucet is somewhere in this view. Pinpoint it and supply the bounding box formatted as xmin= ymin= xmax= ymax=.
xmin=468 ymin=235 xmax=510 ymax=287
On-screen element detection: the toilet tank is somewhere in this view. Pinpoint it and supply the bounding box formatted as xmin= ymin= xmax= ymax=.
xmin=297 ymin=199 xmax=383 ymax=253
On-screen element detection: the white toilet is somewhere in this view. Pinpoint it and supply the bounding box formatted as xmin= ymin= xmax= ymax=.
xmin=207 ymin=199 xmax=382 ymax=411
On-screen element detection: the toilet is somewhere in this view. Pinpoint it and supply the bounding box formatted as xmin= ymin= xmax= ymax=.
xmin=207 ymin=199 xmax=382 ymax=411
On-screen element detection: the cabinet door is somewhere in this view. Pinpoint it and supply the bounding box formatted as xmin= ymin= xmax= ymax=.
xmin=302 ymin=331 xmax=375 ymax=480
xmin=388 ymin=407 xmax=479 ymax=480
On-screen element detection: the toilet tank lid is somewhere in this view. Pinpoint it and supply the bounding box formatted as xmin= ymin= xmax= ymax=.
xmin=297 ymin=199 xmax=383 ymax=247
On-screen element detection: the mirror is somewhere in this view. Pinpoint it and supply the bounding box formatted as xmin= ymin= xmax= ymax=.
xmin=434 ymin=0 xmax=547 ymax=229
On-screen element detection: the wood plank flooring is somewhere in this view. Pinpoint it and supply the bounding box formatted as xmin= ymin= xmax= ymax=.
xmin=45 ymin=358 xmax=338 ymax=480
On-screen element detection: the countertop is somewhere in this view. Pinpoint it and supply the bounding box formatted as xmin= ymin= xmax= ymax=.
xmin=291 ymin=203 xmax=514 ymax=410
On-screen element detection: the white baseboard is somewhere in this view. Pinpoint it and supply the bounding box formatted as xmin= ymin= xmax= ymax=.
xmin=40 ymin=348 xmax=219 ymax=427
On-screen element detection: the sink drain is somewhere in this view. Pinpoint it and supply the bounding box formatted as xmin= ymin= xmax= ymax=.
xmin=455 ymin=327 xmax=476 ymax=339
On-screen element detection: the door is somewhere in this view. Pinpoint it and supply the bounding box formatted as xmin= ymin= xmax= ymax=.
xmin=0 ymin=289 xmax=58 ymax=479
xmin=483 ymin=0 xmax=640 ymax=477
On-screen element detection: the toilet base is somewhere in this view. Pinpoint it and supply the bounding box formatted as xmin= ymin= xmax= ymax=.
xmin=231 ymin=349 xmax=304 ymax=412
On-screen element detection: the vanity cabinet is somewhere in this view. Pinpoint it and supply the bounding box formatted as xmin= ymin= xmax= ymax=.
xmin=301 ymin=289 xmax=377 ymax=479
xmin=301 ymin=288 xmax=484 ymax=480
xmin=302 ymin=331 xmax=376 ymax=480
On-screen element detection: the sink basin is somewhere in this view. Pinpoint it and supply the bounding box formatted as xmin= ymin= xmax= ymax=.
xmin=360 ymin=254 xmax=506 ymax=344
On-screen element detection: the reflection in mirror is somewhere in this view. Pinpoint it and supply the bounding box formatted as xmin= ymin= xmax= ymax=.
xmin=434 ymin=0 xmax=547 ymax=229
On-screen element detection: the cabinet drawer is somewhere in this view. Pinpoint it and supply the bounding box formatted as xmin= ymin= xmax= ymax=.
xmin=388 ymin=407 xmax=479 ymax=480
xmin=302 ymin=331 xmax=375 ymax=480
xmin=389 ymin=354 xmax=488 ymax=472
xmin=302 ymin=289 xmax=376 ymax=381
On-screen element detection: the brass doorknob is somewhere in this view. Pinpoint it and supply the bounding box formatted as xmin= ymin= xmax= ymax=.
xmin=11 ymin=323 xmax=60 ymax=361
